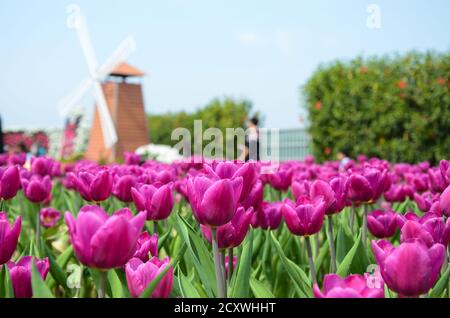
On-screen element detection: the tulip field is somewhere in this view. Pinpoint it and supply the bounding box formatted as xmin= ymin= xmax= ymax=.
xmin=1 ymin=152 xmax=450 ymax=299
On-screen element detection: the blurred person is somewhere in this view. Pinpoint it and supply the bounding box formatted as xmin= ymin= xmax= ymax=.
xmin=239 ymin=115 xmax=260 ymax=162
xmin=337 ymin=146 xmax=351 ymax=171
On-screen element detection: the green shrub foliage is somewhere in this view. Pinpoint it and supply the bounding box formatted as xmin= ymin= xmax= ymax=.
xmin=303 ymin=51 xmax=450 ymax=163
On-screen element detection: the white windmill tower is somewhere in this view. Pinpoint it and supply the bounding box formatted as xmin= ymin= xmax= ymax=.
xmin=59 ymin=4 xmax=144 ymax=161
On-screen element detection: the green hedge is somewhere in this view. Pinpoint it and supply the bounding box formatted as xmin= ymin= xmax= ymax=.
xmin=303 ymin=51 xmax=450 ymax=164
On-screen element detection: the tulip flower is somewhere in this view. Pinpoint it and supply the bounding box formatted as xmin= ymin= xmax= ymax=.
xmin=133 ymin=232 xmax=158 ymax=262
xmin=112 ymin=175 xmax=137 ymax=202
xmin=251 ymin=201 xmax=282 ymax=230
xmin=313 ymin=274 xmax=384 ymax=298
xmin=39 ymin=208 xmax=61 ymax=228
xmin=399 ymin=217 xmax=450 ymax=247
xmin=310 ymin=180 xmax=335 ymax=213
xmin=440 ymin=184 xmax=450 ymax=217
xmin=124 ymin=152 xmax=141 ymax=165
xmin=187 ymin=176 xmax=243 ymax=227
xmin=9 ymin=153 xmax=26 ymax=166
xmin=22 ymin=175 xmax=52 ymax=203
xmin=265 ymin=167 xmax=293 ymax=191
xmin=72 ymin=170 xmax=113 ymax=202
xmin=30 ymin=156 xmax=54 ymax=177
xmin=291 ymin=180 xmax=310 ymax=201
xmin=131 ymin=183 xmax=174 ymax=221
xmin=0 ymin=166 xmax=21 ymax=200
xmin=371 ymin=239 xmax=445 ymax=297
xmin=125 ymin=257 xmax=173 ymax=298
xmin=65 ymin=206 xmax=146 ymax=269
xmin=201 ymin=207 xmax=253 ymax=249
xmin=0 ymin=212 xmax=21 ymax=264
xmin=439 ymin=160 xmax=450 ymax=185
xmin=240 ymin=180 xmax=263 ymax=211
xmin=367 ymin=210 xmax=399 ymax=238
xmin=204 ymin=161 xmax=259 ymax=201
xmin=413 ymin=192 xmax=439 ymax=213
xmin=281 ymin=197 xmax=326 ymax=236
xmin=7 ymin=256 xmax=50 ymax=298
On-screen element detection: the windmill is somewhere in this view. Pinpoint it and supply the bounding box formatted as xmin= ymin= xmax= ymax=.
xmin=59 ymin=4 xmax=149 ymax=162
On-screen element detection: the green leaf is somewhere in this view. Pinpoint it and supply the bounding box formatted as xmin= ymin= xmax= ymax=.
xmin=108 ymin=269 xmax=124 ymax=298
xmin=173 ymin=213 xmax=216 ymax=297
xmin=1 ymin=264 xmax=14 ymax=298
xmin=43 ymin=242 xmax=69 ymax=291
xmin=270 ymin=232 xmax=312 ymax=297
xmin=336 ymin=230 xmax=369 ymax=276
xmin=31 ymin=261 xmax=54 ymax=298
xmin=429 ymin=265 xmax=450 ymax=298
xmin=250 ymin=276 xmax=275 ymax=298
xmin=229 ymin=230 xmax=253 ymax=298
xmin=177 ymin=269 xmax=201 ymax=298
xmin=139 ymin=243 xmax=186 ymax=298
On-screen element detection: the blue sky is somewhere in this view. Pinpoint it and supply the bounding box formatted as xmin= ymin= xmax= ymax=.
xmin=1 ymin=0 xmax=449 ymax=130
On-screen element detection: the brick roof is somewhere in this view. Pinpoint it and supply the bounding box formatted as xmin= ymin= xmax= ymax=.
xmin=110 ymin=62 xmax=145 ymax=77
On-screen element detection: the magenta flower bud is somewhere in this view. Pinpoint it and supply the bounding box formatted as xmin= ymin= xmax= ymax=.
xmin=131 ymin=183 xmax=174 ymax=221
xmin=30 ymin=156 xmax=53 ymax=176
xmin=112 ymin=175 xmax=137 ymax=202
xmin=428 ymin=168 xmax=446 ymax=193
xmin=22 ymin=175 xmax=52 ymax=203
xmin=73 ymin=170 xmax=113 ymax=202
xmin=440 ymin=184 xmax=450 ymax=217
xmin=240 ymin=180 xmax=263 ymax=211
xmin=39 ymin=208 xmax=61 ymax=228
xmin=0 ymin=212 xmax=21 ymax=264
xmin=367 ymin=210 xmax=399 ymax=238
xmin=0 ymin=166 xmax=21 ymax=200
xmin=125 ymin=256 xmax=173 ymax=298
xmin=124 ymin=152 xmax=141 ymax=165
xmin=201 ymin=206 xmax=253 ymax=249
xmin=266 ymin=168 xmax=293 ymax=191
xmin=187 ymin=176 xmax=243 ymax=227
xmin=281 ymin=197 xmax=326 ymax=236
xmin=133 ymin=232 xmax=159 ymax=262
xmin=291 ymin=180 xmax=310 ymax=201
xmin=347 ymin=174 xmax=373 ymax=203
xmin=329 ymin=175 xmax=349 ymax=213
xmin=65 ymin=206 xmax=146 ymax=269
xmin=251 ymin=201 xmax=283 ymax=230
xmin=313 ymin=274 xmax=384 ymax=298
xmin=310 ymin=180 xmax=335 ymax=213
xmin=384 ymin=184 xmax=407 ymax=202
xmin=439 ymin=160 xmax=450 ymax=185
xmin=413 ymin=192 xmax=436 ymax=213
xmin=400 ymin=217 xmax=450 ymax=247
xmin=7 ymin=256 xmax=50 ymax=298
xmin=371 ymin=239 xmax=445 ymax=297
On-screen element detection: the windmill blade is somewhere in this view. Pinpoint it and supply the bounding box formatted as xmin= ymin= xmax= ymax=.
xmin=93 ymin=82 xmax=118 ymax=148
xmin=67 ymin=4 xmax=99 ymax=76
xmin=96 ymin=36 xmax=137 ymax=80
xmin=58 ymin=77 xmax=94 ymax=117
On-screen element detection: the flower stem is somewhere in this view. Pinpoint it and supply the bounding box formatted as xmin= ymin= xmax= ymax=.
xmin=36 ymin=203 xmax=42 ymax=253
xmin=227 ymin=248 xmax=233 ymax=284
xmin=349 ymin=204 xmax=356 ymax=233
xmin=153 ymin=221 xmax=158 ymax=234
xmin=362 ymin=205 xmax=368 ymax=247
xmin=97 ymin=270 xmax=108 ymax=298
xmin=327 ymin=215 xmax=337 ymax=273
xmin=211 ymin=228 xmax=226 ymax=298
xmin=304 ymin=236 xmax=317 ymax=285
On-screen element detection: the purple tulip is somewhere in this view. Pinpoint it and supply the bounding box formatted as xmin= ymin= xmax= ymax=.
xmin=265 ymin=167 xmax=293 ymax=191
xmin=22 ymin=175 xmax=52 ymax=203
xmin=439 ymin=160 xmax=450 ymax=185
xmin=310 ymin=180 xmax=335 ymax=212
xmin=384 ymin=184 xmax=407 ymax=202
xmin=428 ymin=168 xmax=446 ymax=193
xmin=187 ymin=176 xmax=243 ymax=227
xmin=313 ymin=274 xmax=384 ymax=298
xmin=7 ymin=256 xmax=50 ymax=298
xmin=0 ymin=166 xmax=21 ymax=200
xmin=72 ymin=170 xmax=113 ymax=202
xmin=281 ymin=197 xmax=326 ymax=236
xmin=240 ymin=180 xmax=264 ymax=211
xmin=124 ymin=152 xmax=141 ymax=165
xmin=440 ymin=184 xmax=450 ymax=217
xmin=112 ymin=175 xmax=137 ymax=202
xmin=65 ymin=206 xmax=146 ymax=269
xmin=201 ymin=207 xmax=253 ymax=249
xmin=348 ymin=168 xmax=390 ymax=203
xmin=125 ymin=257 xmax=173 ymax=298
xmin=371 ymin=239 xmax=445 ymax=297
xmin=328 ymin=176 xmax=349 ymax=213
xmin=413 ymin=192 xmax=439 ymax=213
xmin=347 ymin=174 xmax=373 ymax=203
xmin=367 ymin=210 xmax=399 ymax=238
xmin=0 ymin=212 xmax=21 ymax=264
xmin=131 ymin=183 xmax=174 ymax=221
xmin=291 ymin=180 xmax=310 ymax=201
xmin=39 ymin=208 xmax=61 ymax=228
xmin=133 ymin=232 xmax=159 ymax=262
xmin=9 ymin=153 xmax=26 ymax=166
xmin=30 ymin=156 xmax=54 ymax=177
xmin=399 ymin=216 xmax=450 ymax=247
xmin=251 ymin=201 xmax=283 ymax=230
